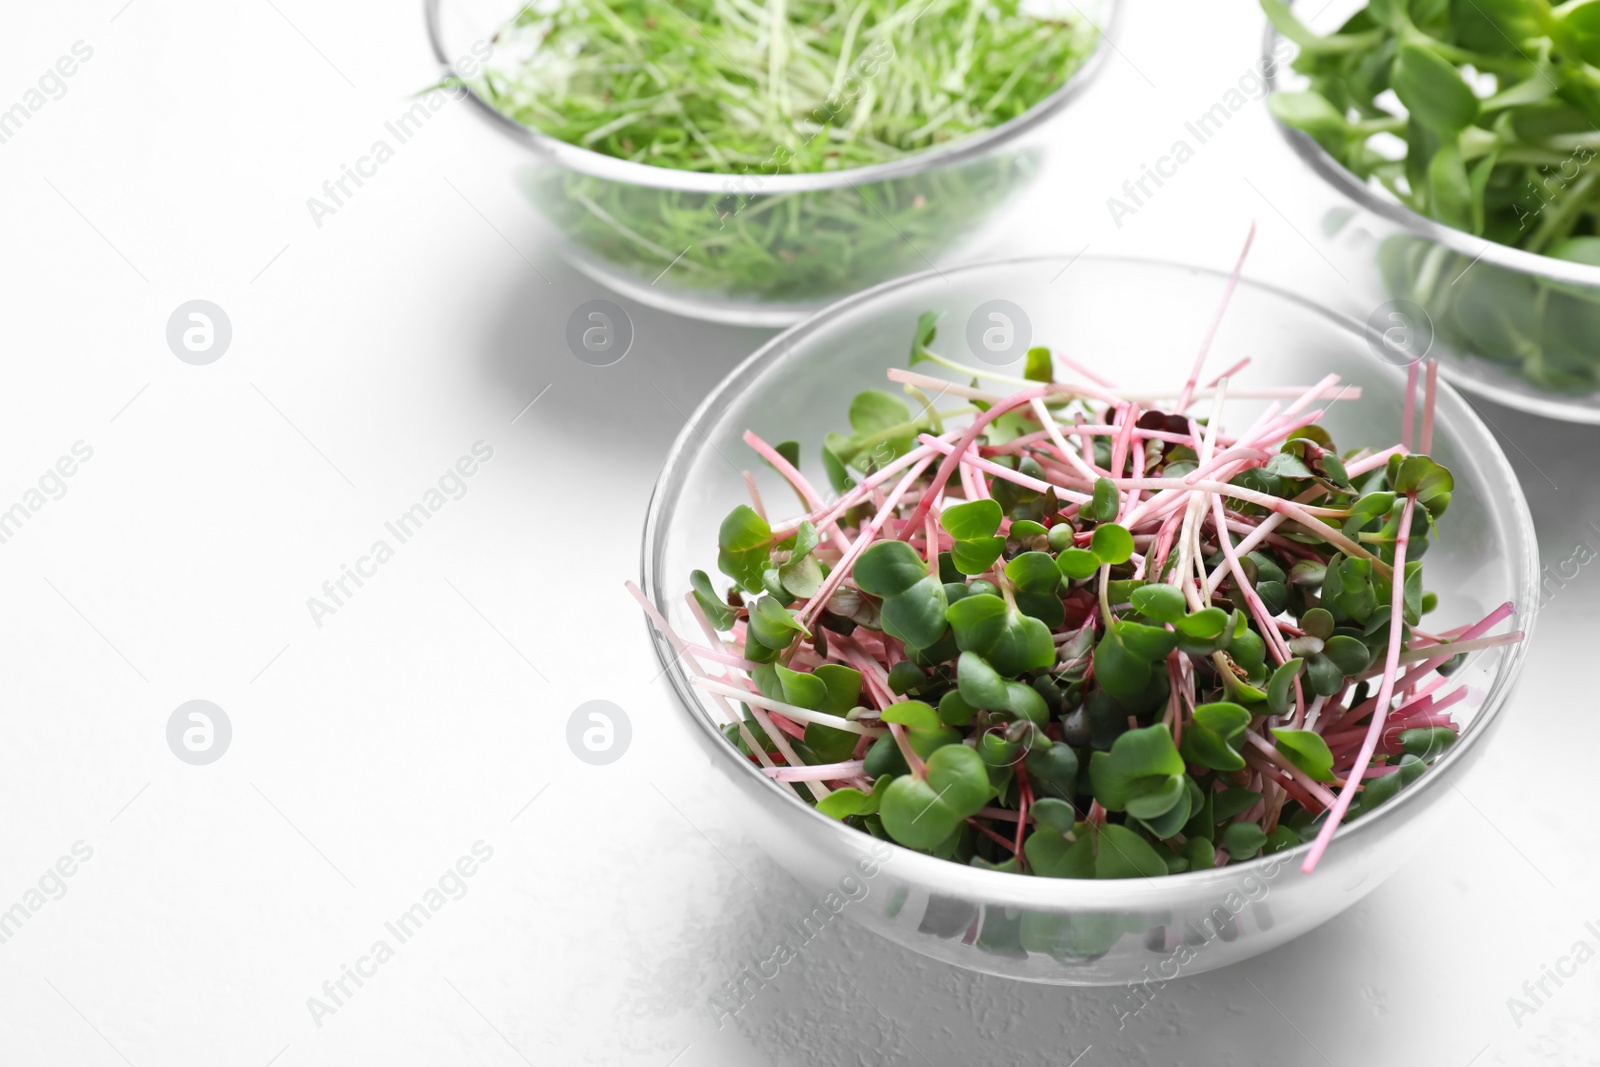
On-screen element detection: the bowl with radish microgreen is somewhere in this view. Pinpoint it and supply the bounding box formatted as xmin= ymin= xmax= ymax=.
xmin=1263 ymin=0 xmax=1600 ymax=422
xmin=426 ymin=0 xmax=1112 ymax=325
xmin=635 ymin=249 xmax=1537 ymax=984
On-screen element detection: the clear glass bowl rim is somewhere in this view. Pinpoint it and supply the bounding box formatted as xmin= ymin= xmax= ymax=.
xmin=639 ymin=252 xmax=1541 ymax=910
xmin=1260 ymin=11 xmax=1600 ymax=289
xmin=424 ymin=0 xmax=1120 ymax=194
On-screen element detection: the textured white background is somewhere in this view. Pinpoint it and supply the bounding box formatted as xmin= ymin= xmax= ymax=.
xmin=0 ymin=1 xmax=1597 ymax=1065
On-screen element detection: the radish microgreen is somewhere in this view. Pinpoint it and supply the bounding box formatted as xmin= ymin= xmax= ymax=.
xmin=633 ymin=255 xmax=1525 ymax=887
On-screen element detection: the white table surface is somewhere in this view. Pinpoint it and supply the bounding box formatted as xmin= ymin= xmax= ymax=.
xmin=2 ymin=1 xmax=1597 ymax=1064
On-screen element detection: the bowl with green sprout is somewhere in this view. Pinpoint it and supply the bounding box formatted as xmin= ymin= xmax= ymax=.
xmin=426 ymin=0 xmax=1112 ymax=325
xmin=1262 ymin=0 xmax=1600 ymax=422
xmin=634 ymin=251 xmax=1536 ymax=982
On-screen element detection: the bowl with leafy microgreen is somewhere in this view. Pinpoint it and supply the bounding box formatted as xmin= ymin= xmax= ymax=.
xmin=634 ymin=250 xmax=1537 ymax=983
xmin=1262 ymin=0 xmax=1600 ymax=422
xmin=426 ymin=0 xmax=1111 ymax=325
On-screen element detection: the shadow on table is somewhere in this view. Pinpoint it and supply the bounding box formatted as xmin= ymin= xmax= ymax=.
xmin=472 ymin=257 xmax=777 ymax=477
xmin=643 ymin=847 xmax=1360 ymax=1067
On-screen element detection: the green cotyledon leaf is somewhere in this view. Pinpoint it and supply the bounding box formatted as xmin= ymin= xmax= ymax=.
xmin=717 ymin=505 xmax=773 ymax=592
xmin=1392 ymin=43 xmax=1480 ymax=132
xmin=879 ymin=744 xmax=991 ymax=851
xmin=946 ymin=595 xmax=1055 ymax=676
xmin=1090 ymin=723 xmax=1186 ymax=816
xmin=1025 ymin=821 xmax=1167 ymax=879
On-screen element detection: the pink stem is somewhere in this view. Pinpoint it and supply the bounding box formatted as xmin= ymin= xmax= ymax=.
xmin=1344 ymin=444 xmax=1406 ymax=478
xmin=768 ymin=436 xmax=949 ymax=536
xmin=991 ymin=424 xmax=1222 ymax=451
xmin=1055 ymin=353 xmax=1119 ymax=388
xmin=886 ymin=722 xmax=925 ymax=777
xmin=767 ymin=713 xmax=807 ymax=741
xmin=1345 ymin=688 xmax=1468 ymax=743
xmin=1245 ymin=733 xmax=1340 ymax=809
xmin=1402 ymin=359 xmax=1419 ymax=453
xmin=1028 ymin=399 xmax=1113 ymax=485
xmin=1209 ymin=496 xmax=1293 ymax=664
xmin=897 ymin=386 xmax=1057 ymax=538
xmin=917 ymin=433 xmax=1087 ymax=501
xmin=1391 ymin=631 xmax=1522 ymax=663
xmin=1177 ymin=221 xmax=1255 ymax=411
xmin=628 ymin=583 xmax=802 ymax=796
xmin=1110 ymin=401 xmax=1138 ymax=484
xmin=1114 ymin=478 xmax=1380 ymax=569
xmin=763 ymin=759 xmax=866 ymax=782
xmin=742 ymin=430 xmax=852 ymax=554
xmin=798 ymin=453 xmax=937 ymax=625
xmin=965 ymin=442 xmax=991 ymax=499
xmin=743 ymin=471 xmax=767 ymax=520
xmin=975 ymin=806 xmax=1029 ymax=823
xmin=1420 ymin=359 xmax=1439 ymax=455
xmin=1325 ymin=714 xmax=1460 ymax=753
xmin=1304 ymin=494 xmax=1416 ymax=874
xmin=1206 ymin=356 xmax=1252 ymax=387
xmin=1323 ymin=674 xmax=1447 ymax=738
xmin=833 ymin=633 xmax=895 ymax=709
xmin=685 ymin=644 xmax=764 ymax=671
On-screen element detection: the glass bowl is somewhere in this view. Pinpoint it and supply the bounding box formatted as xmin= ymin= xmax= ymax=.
xmin=640 ymin=255 xmax=1538 ymax=985
xmin=425 ymin=0 xmax=1116 ymax=326
xmin=1263 ymin=0 xmax=1600 ymax=423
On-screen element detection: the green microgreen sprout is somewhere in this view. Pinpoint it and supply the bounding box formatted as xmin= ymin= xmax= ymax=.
xmin=1264 ymin=0 xmax=1600 ymax=392
xmin=448 ymin=0 xmax=1101 ymax=302
xmin=473 ymin=0 xmax=1097 ymax=174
